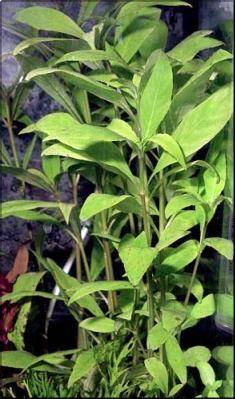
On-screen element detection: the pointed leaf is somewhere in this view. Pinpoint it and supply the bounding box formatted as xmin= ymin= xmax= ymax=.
xmin=165 ymin=194 xmax=201 ymax=219
xmin=145 ymin=357 xmax=168 ymax=394
xmin=165 ymin=335 xmax=187 ymax=384
xmin=183 ymin=346 xmax=211 ymax=367
xmin=68 ymin=350 xmax=96 ymax=388
xmin=203 ymin=238 xmax=233 ymax=260
xmin=80 ymin=193 xmax=131 ymax=220
xmin=150 ymin=134 xmax=186 ymax=170
xmin=147 ymin=322 xmax=169 ymax=350
xmin=191 ymin=294 xmax=215 ymax=319
xmin=79 ymin=317 xmax=115 ymax=333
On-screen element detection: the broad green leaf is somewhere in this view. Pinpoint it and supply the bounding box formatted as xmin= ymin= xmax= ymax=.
xmin=140 ymin=50 xmax=173 ymax=139
xmin=165 ymin=194 xmax=201 ymax=219
xmin=43 ymin=142 xmax=135 ymax=182
xmin=59 ymin=202 xmax=74 ymax=224
xmin=9 ymin=210 xmax=59 ymax=224
xmin=157 ymin=84 xmax=233 ymax=171
xmin=68 ymin=281 xmax=133 ymax=305
xmin=79 ymin=317 xmax=115 ymax=333
xmin=183 ymin=346 xmax=211 ymax=367
xmin=13 ymin=37 xmax=75 ymax=55
xmin=15 ymin=6 xmax=83 ymax=38
xmin=80 ymin=193 xmax=131 ymax=220
xmin=107 ymin=119 xmax=139 ymax=144
xmin=68 ymin=350 xmax=96 ymax=388
xmin=145 ymin=357 xmax=168 ymax=394
xmin=150 ymin=134 xmax=186 ymax=169
xmin=0 ymin=166 xmax=52 ymax=192
xmin=139 ymin=20 xmax=168 ymax=59
xmin=203 ymin=238 xmax=233 ymax=260
xmin=197 ymin=362 xmax=215 ymax=386
xmin=119 ymin=232 xmax=158 ymax=286
xmin=165 ymin=335 xmax=187 ymax=384
xmin=156 ymin=211 xmax=199 ymax=251
xmin=168 ymin=31 xmax=222 ymax=64
xmin=54 ymin=49 xmax=121 ymax=65
xmin=25 ymin=67 xmax=123 ymax=105
xmin=1 ymin=200 xmax=61 ymax=218
xmin=42 ymin=143 xmax=61 ymax=183
xmin=168 ymin=384 xmax=184 ymax=397
xmin=44 ymin=258 xmax=103 ymax=317
xmin=147 ymin=322 xmax=169 ymax=350
xmin=115 ymin=18 xmax=154 ymax=63
xmin=0 ymin=351 xmax=36 ymax=369
xmin=191 ymin=294 xmax=215 ymax=319
xmin=168 ymin=49 xmax=233 ymax=129
xmin=212 ymin=346 xmax=233 ymax=366
xmin=156 ymin=240 xmax=199 ymax=276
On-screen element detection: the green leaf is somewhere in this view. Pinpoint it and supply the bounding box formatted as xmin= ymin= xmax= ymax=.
xmin=119 ymin=232 xmax=158 ymax=286
xmin=165 ymin=335 xmax=187 ymax=384
xmin=107 ymin=118 xmax=139 ymax=144
xmin=44 ymin=258 xmax=103 ymax=317
xmin=168 ymin=30 xmax=222 ymax=64
xmin=168 ymin=384 xmax=184 ymax=397
xmin=0 ymin=351 xmax=36 ymax=369
xmin=54 ymin=49 xmax=121 ymax=65
xmin=156 ymin=240 xmax=199 ymax=276
xmin=90 ymin=241 xmax=105 ymax=281
xmin=157 ymin=84 xmax=233 ymax=171
xmin=79 ymin=317 xmax=115 ymax=333
xmin=165 ymin=194 xmax=201 ymax=219
xmin=9 ymin=210 xmax=59 ymax=224
xmin=2 ymin=291 xmax=64 ymax=304
xmin=145 ymin=357 xmax=168 ymax=394
xmin=0 ymin=165 xmax=52 ymax=192
xmin=59 ymin=203 xmax=74 ymax=224
xmin=68 ymin=350 xmax=96 ymax=388
xmin=139 ymin=20 xmax=168 ymax=59
xmin=25 ymin=67 xmax=123 ymax=105
xmin=115 ymin=18 xmax=154 ymax=63
xmin=156 ymin=211 xmax=199 ymax=251
xmin=13 ymin=37 xmax=75 ymax=55
xmin=183 ymin=346 xmax=211 ymax=367
xmin=203 ymin=238 xmax=233 ymax=260
xmin=150 ymin=134 xmax=186 ymax=170
xmin=191 ymin=294 xmax=215 ymax=319
xmin=147 ymin=322 xmax=169 ymax=350
xmin=197 ymin=362 xmax=215 ymax=386
xmin=1 ymin=200 xmax=61 ymax=218
xmin=212 ymin=346 xmax=233 ymax=366
xmin=203 ymin=153 xmax=226 ymax=205
xmin=42 ymin=148 xmax=61 ymax=183
xmin=15 ymin=6 xmax=83 ymax=38
xmin=68 ymin=281 xmax=133 ymax=305
xmin=80 ymin=193 xmax=131 ymax=220
xmin=140 ymin=50 xmax=173 ymax=139
xmin=42 ymin=142 xmax=135 ymax=183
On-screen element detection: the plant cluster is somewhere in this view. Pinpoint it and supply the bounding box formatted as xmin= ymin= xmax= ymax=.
xmin=0 ymin=1 xmax=233 ymax=398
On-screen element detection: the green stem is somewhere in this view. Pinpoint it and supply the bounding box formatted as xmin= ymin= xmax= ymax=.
xmin=159 ymin=170 xmax=166 ymax=305
xmin=5 ymin=116 xmax=20 ymax=168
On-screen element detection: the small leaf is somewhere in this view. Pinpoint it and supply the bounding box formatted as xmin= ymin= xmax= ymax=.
xmin=140 ymin=50 xmax=173 ymax=139
xmin=203 ymin=238 xmax=233 ymax=260
xmin=145 ymin=357 xmax=168 ymax=394
xmin=168 ymin=384 xmax=184 ymax=397
xmin=68 ymin=281 xmax=133 ymax=305
xmin=107 ymin=119 xmax=139 ymax=144
xmin=147 ymin=322 xmax=169 ymax=350
xmin=119 ymin=232 xmax=158 ymax=286
xmin=183 ymin=346 xmax=211 ymax=367
xmin=68 ymin=350 xmax=96 ymax=388
xmin=80 ymin=194 xmax=131 ymax=221
xmin=197 ymin=362 xmax=215 ymax=386
xmin=191 ymin=294 xmax=215 ymax=319
xmin=13 ymin=37 xmax=75 ymax=55
xmin=15 ymin=6 xmax=83 ymax=38
xmin=59 ymin=203 xmax=74 ymax=224
xmin=1 ymin=200 xmax=61 ymax=219
xmin=54 ymin=49 xmax=120 ymax=65
xmin=165 ymin=194 xmax=201 ymax=219
xmin=212 ymin=346 xmax=233 ymax=366
xmin=79 ymin=317 xmax=115 ymax=333
xmin=150 ymin=134 xmax=186 ymax=170
xmin=165 ymin=335 xmax=187 ymax=384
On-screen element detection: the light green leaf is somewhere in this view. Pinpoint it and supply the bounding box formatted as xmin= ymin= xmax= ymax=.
xmin=107 ymin=118 xmax=139 ymax=144
xmin=9 ymin=210 xmax=59 ymax=224
xmin=140 ymin=50 xmax=173 ymax=139
xmin=145 ymin=357 xmax=168 ymax=394
xmin=147 ymin=322 xmax=169 ymax=350
xmin=165 ymin=194 xmax=201 ymax=219
xmin=119 ymin=232 xmax=158 ymax=286
xmin=156 ymin=211 xmax=199 ymax=251
xmin=1 ymin=200 xmax=61 ymax=218
xmin=212 ymin=346 xmax=233 ymax=366
xmin=156 ymin=240 xmax=199 ymax=276
xmin=157 ymin=84 xmax=233 ymax=171
xmin=168 ymin=384 xmax=184 ymax=397
xmin=203 ymin=238 xmax=233 ymax=260
xmin=203 ymin=152 xmax=226 ymax=205
xmin=59 ymin=202 xmax=74 ymax=224
xmin=15 ymin=6 xmax=83 ymax=38
xmin=150 ymin=134 xmax=186 ymax=169
xmin=42 ymin=152 xmax=61 ymax=183
xmin=68 ymin=350 xmax=96 ymax=388
xmin=191 ymin=294 xmax=215 ymax=319
xmin=168 ymin=30 xmax=222 ymax=64
xmin=0 ymin=351 xmax=36 ymax=369
xmin=13 ymin=37 xmax=75 ymax=55
xmin=139 ymin=20 xmax=168 ymax=59
xmin=25 ymin=67 xmax=123 ymax=105
xmin=68 ymin=281 xmax=133 ymax=305
xmin=80 ymin=193 xmax=131 ymax=220
xmin=197 ymin=362 xmax=215 ymax=386
xmin=183 ymin=346 xmax=211 ymax=367
xmin=54 ymin=49 xmax=121 ymax=65
xmin=79 ymin=317 xmax=115 ymax=333
xmin=165 ymin=335 xmax=187 ymax=384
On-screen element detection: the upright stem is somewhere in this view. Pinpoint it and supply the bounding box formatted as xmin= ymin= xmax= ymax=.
xmin=5 ymin=101 xmax=20 ymax=167
xmin=73 ymin=174 xmax=82 ymax=281
xmin=159 ymin=170 xmax=166 ymax=305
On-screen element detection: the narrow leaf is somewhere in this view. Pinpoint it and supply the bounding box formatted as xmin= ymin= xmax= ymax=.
xmin=145 ymin=357 xmax=168 ymax=394
xmin=80 ymin=317 xmax=115 ymax=333
xmin=165 ymin=335 xmax=187 ymax=384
